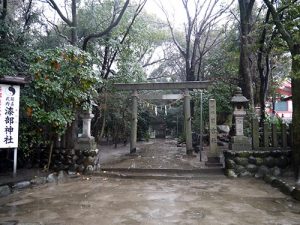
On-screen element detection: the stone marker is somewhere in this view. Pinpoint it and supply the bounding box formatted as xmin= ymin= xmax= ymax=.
xmin=208 ymin=99 xmax=218 ymax=157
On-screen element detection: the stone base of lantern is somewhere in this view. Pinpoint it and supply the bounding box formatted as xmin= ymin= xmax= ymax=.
xmin=229 ymin=136 xmax=251 ymax=151
xmin=75 ymin=137 xmax=97 ymax=151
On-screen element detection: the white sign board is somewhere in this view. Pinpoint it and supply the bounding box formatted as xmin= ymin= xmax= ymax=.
xmin=0 ymin=84 xmax=20 ymax=148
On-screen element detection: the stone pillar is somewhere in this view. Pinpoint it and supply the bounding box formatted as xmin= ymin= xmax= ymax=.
xmin=130 ymin=89 xmax=138 ymax=154
xmin=82 ymin=111 xmax=93 ymax=138
xmin=252 ymin=117 xmax=259 ymax=150
xmin=75 ymin=108 xmax=96 ymax=151
xmin=208 ymin=99 xmax=218 ymax=157
xmin=183 ymin=89 xmax=193 ymax=155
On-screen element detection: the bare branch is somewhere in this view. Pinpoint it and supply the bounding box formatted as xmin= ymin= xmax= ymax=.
xmin=42 ymin=12 xmax=72 ymax=43
xmin=103 ymin=0 xmax=147 ymax=78
xmin=46 ymin=0 xmax=72 ymax=26
xmin=82 ymin=0 xmax=130 ymax=50
xmin=159 ymin=1 xmax=186 ymax=57
xmin=262 ymin=0 xmax=293 ymax=49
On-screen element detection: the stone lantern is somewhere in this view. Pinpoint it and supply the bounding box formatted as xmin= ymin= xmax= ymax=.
xmin=75 ymin=108 xmax=96 ymax=151
xmin=229 ymin=87 xmax=251 ymax=151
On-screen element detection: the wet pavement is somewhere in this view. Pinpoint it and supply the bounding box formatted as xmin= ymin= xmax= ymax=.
xmin=0 ymin=139 xmax=300 ymax=224
xmin=0 ymin=177 xmax=300 ymax=224
xmin=100 ymin=139 xmax=208 ymax=170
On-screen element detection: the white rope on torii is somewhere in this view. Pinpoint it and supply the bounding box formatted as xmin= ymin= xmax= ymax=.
xmin=137 ymin=93 xmax=184 ymax=116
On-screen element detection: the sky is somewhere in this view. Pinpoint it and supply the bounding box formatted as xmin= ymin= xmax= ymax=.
xmin=143 ymin=0 xmax=237 ymax=29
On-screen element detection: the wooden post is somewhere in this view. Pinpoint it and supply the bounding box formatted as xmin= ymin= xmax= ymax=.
xmin=252 ymin=117 xmax=259 ymax=150
xmin=263 ymin=121 xmax=269 ymax=148
xmin=130 ymin=89 xmax=138 ymax=154
xmin=13 ymin=148 xmax=17 ymax=177
xmin=272 ymin=123 xmax=278 ymax=148
xmin=281 ymin=123 xmax=287 ymax=148
xmin=289 ymin=123 xmax=293 ymax=148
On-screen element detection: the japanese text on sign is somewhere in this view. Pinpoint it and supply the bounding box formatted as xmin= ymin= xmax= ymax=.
xmin=0 ymin=84 xmax=20 ymax=148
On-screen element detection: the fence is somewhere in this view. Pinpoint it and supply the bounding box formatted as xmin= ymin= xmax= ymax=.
xmin=251 ymin=118 xmax=292 ymax=150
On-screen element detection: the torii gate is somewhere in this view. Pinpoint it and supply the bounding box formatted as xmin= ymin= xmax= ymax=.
xmin=114 ymin=81 xmax=212 ymax=155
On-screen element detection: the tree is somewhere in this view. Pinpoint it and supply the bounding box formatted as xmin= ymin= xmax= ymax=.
xmin=24 ymin=46 xmax=98 ymax=170
xmin=238 ymin=0 xmax=256 ymax=108
xmin=162 ymin=0 xmax=233 ymax=81
xmin=262 ymin=0 xmax=300 ymax=177
xmin=0 ymin=0 xmax=40 ymax=76
xmin=45 ymin=0 xmax=130 ymax=48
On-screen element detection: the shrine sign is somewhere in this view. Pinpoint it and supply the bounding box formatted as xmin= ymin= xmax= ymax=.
xmin=0 ymin=84 xmax=20 ymax=148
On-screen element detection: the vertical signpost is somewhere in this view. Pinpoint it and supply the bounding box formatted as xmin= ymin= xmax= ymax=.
xmin=0 ymin=76 xmax=25 ymax=177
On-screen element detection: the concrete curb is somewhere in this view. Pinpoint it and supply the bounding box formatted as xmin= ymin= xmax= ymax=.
xmin=262 ymin=174 xmax=299 ymax=201
xmin=0 ymin=171 xmax=81 ymax=198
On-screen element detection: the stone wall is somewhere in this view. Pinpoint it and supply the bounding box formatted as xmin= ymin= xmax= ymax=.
xmin=51 ymin=149 xmax=98 ymax=173
xmin=224 ymin=150 xmax=292 ymax=178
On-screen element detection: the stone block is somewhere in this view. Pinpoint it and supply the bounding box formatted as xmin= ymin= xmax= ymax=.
xmin=0 ymin=185 xmax=11 ymax=197
xmin=58 ymin=170 xmax=68 ymax=183
xmin=225 ymin=159 xmax=236 ymax=169
xmin=234 ymin=157 xmax=249 ymax=166
xmin=277 ymin=156 xmax=289 ymax=168
xmin=246 ymin=164 xmax=258 ymax=173
xmin=239 ymin=171 xmax=252 ymax=177
xmin=225 ymin=169 xmax=237 ymax=178
xmin=255 ymin=157 xmax=264 ymax=166
xmin=12 ymin=181 xmax=31 ymax=190
xmin=248 ymin=156 xmax=256 ymax=164
xmin=264 ymin=174 xmax=276 ymax=184
xmin=264 ymin=156 xmax=276 ymax=168
xmin=255 ymin=165 xmax=270 ymax=178
xmin=291 ymin=188 xmax=300 ymax=201
xmin=280 ymin=182 xmax=294 ymax=195
xmin=236 ymin=151 xmax=251 ymax=158
xmin=47 ymin=173 xmax=58 ymax=183
xmin=75 ymin=137 xmax=97 ymax=151
xmin=270 ymin=166 xmax=281 ymax=177
xmin=235 ymin=165 xmax=246 ymax=174
xmin=30 ymin=177 xmax=47 ymax=185
xmin=229 ymin=143 xmax=252 ymax=151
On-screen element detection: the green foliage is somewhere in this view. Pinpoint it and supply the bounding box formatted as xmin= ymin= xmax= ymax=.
xmin=0 ymin=0 xmax=41 ymax=76
xmin=192 ymin=83 xmax=235 ymax=132
xmin=22 ymin=46 xmax=99 ymax=142
xmin=137 ymin=110 xmax=151 ymax=141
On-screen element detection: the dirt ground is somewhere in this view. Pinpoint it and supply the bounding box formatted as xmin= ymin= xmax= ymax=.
xmin=0 ymin=139 xmax=299 ymax=225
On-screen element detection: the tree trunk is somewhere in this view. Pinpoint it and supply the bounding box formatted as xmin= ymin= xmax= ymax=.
xmin=291 ymin=46 xmax=300 ymax=178
xmin=70 ymin=0 xmax=78 ymax=45
xmin=0 ymin=0 xmax=8 ymax=40
xmin=46 ymin=139 xmax=54 ymax=171
xmin=238 ymin=0 xmax=255 ymax=109
xmin=257 ymin=7 xmax=271 ymax=122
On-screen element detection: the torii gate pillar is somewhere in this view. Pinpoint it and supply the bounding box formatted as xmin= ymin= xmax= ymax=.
xmin=130 ymin=89 xmax=138 ymax=153
xmin=184 ymin=89 xmax=193 ymax=155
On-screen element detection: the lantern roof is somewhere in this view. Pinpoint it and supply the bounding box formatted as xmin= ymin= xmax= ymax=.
xmin=231 ymin=87 xmax=249 ymax=103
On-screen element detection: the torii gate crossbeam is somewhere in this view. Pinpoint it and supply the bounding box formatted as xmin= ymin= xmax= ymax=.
xmin=114 ymin=81 xmax=212 ymax=155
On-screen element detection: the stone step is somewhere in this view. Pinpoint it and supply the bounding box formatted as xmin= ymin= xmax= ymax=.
xmin=95 ymin=168 xmax=225 ymax=180
xmin=205 ymin=162 xmax=223 ymax=167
